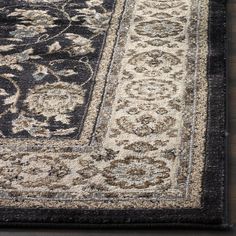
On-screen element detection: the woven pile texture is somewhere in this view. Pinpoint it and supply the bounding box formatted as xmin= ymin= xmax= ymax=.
xmin=0 ymin=0 xmax=226 ymax=227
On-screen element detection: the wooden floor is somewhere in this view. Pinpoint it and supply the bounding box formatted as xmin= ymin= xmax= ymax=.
xmin=0 ymin=0 xmax=235 ymax=235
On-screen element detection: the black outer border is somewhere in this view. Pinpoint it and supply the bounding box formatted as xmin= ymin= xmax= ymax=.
xmin=0 ymin=0 xmax=229 ymax=229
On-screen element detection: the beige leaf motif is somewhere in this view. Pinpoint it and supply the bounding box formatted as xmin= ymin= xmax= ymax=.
xmin=0 ymin=44 xmax=15 ymax=52
xmin=54 ymin=114 xmax=71 ymax=124
xmin=57 ymin=69 xmax=77 ymax=77
xmin=5 ymin=38 xmax=22 ymax=42
xmin=48 ymin=41 xmax=61 ymax=53
xmin=30 ymin=55 xmax=42 ymax=60
xmin=10 ymin=65 xmax=23 ymax=71
xmin=22 ymin=48 xmax=34 ymax=55
xmin=4 ymin=94 xmax=17 ymax=105
xmin=34 ymin=65 xmax=48 ymax=76
xmin=0 ymin=73 xmax=15 ymax=78
xmin=52 ymin=127 xmax=77 ymax=136
xmin=0 ymin=88 xmax=9 ymax=96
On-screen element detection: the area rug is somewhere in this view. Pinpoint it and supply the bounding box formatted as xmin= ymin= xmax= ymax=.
xmin=0 ymin=0 xmax=227 ymax=228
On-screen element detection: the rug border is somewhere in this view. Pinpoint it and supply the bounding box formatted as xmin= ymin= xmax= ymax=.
xmin=0 ymin=0 xmax=229 ymax=228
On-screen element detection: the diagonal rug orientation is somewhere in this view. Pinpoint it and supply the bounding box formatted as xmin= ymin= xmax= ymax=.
xmin=0 ymin=0 xmax=227 ymax=228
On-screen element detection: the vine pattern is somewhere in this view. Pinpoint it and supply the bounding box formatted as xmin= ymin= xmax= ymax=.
xmin=0 ymin=0 xmax=207 ymax=206
xmin=0 ymin=0 xmax=113 ymax=138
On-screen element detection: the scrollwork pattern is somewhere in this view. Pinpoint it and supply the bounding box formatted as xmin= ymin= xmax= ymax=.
xmin=0 ymin=0 xmax=113 ymax=138
xmin=98 ymin=0 xmax=193 ymax=194
xmin=0 ymin=0 xmax=208 ymax=209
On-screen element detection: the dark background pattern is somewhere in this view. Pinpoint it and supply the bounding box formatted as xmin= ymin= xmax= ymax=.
xmin=0 ymin=0 xmax=116 ymax=139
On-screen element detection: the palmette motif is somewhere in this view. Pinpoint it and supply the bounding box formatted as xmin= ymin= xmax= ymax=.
xmin=0 ymin=0 xmax=208 ymax=209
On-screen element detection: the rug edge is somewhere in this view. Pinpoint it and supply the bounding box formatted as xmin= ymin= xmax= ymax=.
xmin=0 ymin=0 xmax=228 ymax=228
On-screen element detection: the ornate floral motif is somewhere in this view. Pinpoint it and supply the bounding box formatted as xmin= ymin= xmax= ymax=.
xmin=142 ymin=1 xmax=187 ymax=10
xmin=9 ymin=9 xmax=58 ymax=38
xmin=124 ymin=141 xmax=167 ymax=153
xmin=25 ymin=82 xmax=85 ymax=123
xmin=125 ymin=79 xmax=177 ymax=101
xmin=103 ymin=156 xmax=171 ymax=189
xmin=65 ymin=34 xmax=95 ymax=56
xmin=135 ymin=20 xmax=183 ymax=38
xmin=0 ymin=153 xmax=70 ymax=189
xmin=116 ymin=115 xmax=176 ymax=136
xmin=12 ymin=114 xmax=51 ymax=137
xmin=0 ymin=0 xmax=115 ymax=138
xmin=0 ymin=0 xmax=209 ymax=211
xmin=128 ymin=50 xmax=181 ymax=74
xmin=93 ymin=0 xmax=201 ymax=205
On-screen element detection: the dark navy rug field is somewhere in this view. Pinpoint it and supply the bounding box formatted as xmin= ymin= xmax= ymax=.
xmin=0 ymin=0 xmax=228 ymax=228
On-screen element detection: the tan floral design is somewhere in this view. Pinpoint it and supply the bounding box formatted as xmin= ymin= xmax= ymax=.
xmin=0 ymin=153 xmax=70 ymax=189
xmin=19 ymin=155 xmax=70 ymax=188
xmin=0 ymin=164 xmax=22 ymax=189
xmin=12 ymin=113 xmax=50 ymax=137
xmin=142 ymin=1 xmax=187 ymax=10
xmin=9 ymin=10 xmax=58 ymax=38
xmin=86 ymin=0 xmax=104 ymax=7
xmin=0 ymin=48 xmax=35 ymax=71
xmin=25 ymin=82 xmax=85 ymax=123
xmin=135 ymin=20 xmax=183 ymax=38
xmin=65 ymin=33 xmax=95 ymax=56
xmin=103 ymin=156 xmax=170 ymax=189
xmin=128 ymin=50 xmax=181 ymax=74
xmin=125 ymin=79 xmax=177 ymax=101
xmin=78 ymin=9 xmax=111 ymax=34
xmin=116 ymin=115 xmax=176 ymax=136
